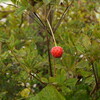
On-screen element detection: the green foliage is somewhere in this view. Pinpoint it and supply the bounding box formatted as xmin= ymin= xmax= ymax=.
xmin=0 ymin=0 xmax=100 ymax=100
xmin=28 ymin=85 xmax=66 ymax=100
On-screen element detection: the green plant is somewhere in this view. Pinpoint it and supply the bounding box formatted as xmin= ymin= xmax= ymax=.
xmin=0 ymin=0 xmax=100 ymax=100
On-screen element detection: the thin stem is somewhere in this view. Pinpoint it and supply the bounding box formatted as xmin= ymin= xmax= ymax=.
xmin=30 ymin=73 xmax=47 ymax=85
xmin=28 ymin=12 xmax=51 ymax=35
xmin=32 ymin=12 xmax=51 ymax=34
xmin=47 ymin=35 xmax=53 ymax=77
xmin=53 ymin=0 xmax=74 ymax=33
xmin=53 ymin=58 xmax=56 ymax=77
xmin=91 ymin=62 xmax=98 ymax=89
xmin=45 ymin=5 xmax=53 ymax=77
xmin=47 ymin=19 xmax=57 ymax=46
xmin=33 ymin=12 xmax=46 ymax=28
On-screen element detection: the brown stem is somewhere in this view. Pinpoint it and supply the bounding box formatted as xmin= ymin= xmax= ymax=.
xmin=47 ymin=35 xmax=53 ymax=77
xmin=30 ymin=73 xmax=47 ymax=85
xmin=19 ymin=14 xmax=24 ymax=28
xmin=33 ymin=12 xmax=46 ymax=28
xmin=53 ymin=0 xmax=74 ymax=33
xmin=46 ymin=5 xmax=54 ymax=77
xmin=28 ymin=12 xmax=51 ymax=35
xmin=91 ymin=62 xmax=98 ymax=88
xmin=90 ymin=62 xmax=99 ymax=95
xmin=54 ymin=58 xmax=56 ymax=77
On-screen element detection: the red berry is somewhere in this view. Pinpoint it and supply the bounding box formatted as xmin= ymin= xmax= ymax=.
xmin=50 ymin=46 xmax=64 ymax=58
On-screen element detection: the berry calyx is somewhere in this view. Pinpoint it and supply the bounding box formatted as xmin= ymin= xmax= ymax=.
xmin=50 ymin=46 xmax=64 ymax=58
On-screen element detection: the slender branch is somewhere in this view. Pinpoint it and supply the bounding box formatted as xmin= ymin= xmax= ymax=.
xmin=28 ymin=12 xmax=51 ymax=35
xmin=33 ymin=12 xmax=46 ymax=28
xmin=53 ymin=58 xmax=56 ymax=77
xmin=47 ymin=19 xmax=57 ymax=46
xmin=53 ymin=0 xmax=74 ymax=33
xmin=28 ymin=13 xmax=45 ymax=29
xmin=45 ymin=5 xmax=53 ymax=77
xmin=91 ymin=62 xmax=98 ymax=88
xmin=47 ymin=35 xmax=53 ymax=77
xmin=30 ymin=73 xmax=47 ymax=85
xmin=90 ymin=84 xmax=96 ymax=95
xmin=19 ymin=14 xmax=24 ymax=28
xmin=32 ymin=12 xmax=51 ymax=34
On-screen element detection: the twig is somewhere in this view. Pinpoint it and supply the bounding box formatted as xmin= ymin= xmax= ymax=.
xmin=33 ymin=12 xmax=46 ymax=28
xmin=30 ymin=73 xmax=47 ymax=85
xmin=53 ymin=57 xmax=56 ymax=77
xmin=28 ymin=12 xmax=51 ymax=35
xmin=19 ymin=14 xmax=24 ymax=28
xmin=91 ymin=62 xmax=98 ymax=88
xmin=90 ymin=62 xmax=99 ymax=95
xmin=46 ymin=19 xmax=57 ymax=46
xmin=46 ymin=35 xmax=53 ymax=77
xmin=53 ymin=0 xmax=74 ymax=33
xmin=46 ymin=5 xmax=52 ymax=77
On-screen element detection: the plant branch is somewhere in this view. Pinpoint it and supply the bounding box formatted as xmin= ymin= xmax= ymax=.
xmin=91 ymin=62 xmax=98 ymax=88
xmin=47 ymin=19 xmax=57 ymax=46
xmin=53 ymin=0 xmax=74 ymax=33
xmin=45 ymin=5 xmax=53 ymax=77
xmin=90 ymin=62 xmax=99 ymax=95
xmin=30 ymin=73 xmax=47 ymax=85
xmin=46 ymin=34 xmax=53 ymax=77
xmin=33 ymin=12 xmax=46 ymax=28
xmin=28 ymin=12 xmax=51 ymax=35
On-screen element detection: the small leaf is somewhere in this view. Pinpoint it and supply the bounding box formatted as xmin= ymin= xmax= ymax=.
xmin=28 ymin=85 xmax=66 ymax=100
xmin=66 ymin=78 xmax=78 ymax=87
xmin=76 ymin=44 xmax=85 ymax=53
xmin=82 ymin=34 xmax=91 ymax=49
xmin=20 ymin=88 xmax=30 ymax=98
xmin=41 ymin=77 xmax=48 ymax=83
xmin=15 ymin=6 xmax=26 ymax=15
xmin=49 ymin=77 xmax=56 ymax=83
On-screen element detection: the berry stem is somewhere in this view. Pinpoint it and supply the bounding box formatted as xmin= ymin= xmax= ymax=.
xmin=47 ymin=19 xmax=57 ymax=46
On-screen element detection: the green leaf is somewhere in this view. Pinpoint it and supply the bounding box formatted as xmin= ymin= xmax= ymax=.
xmin=66 ymin=78 xmax=78 ymax=87
xmin=49 ymin=77 xmax=56 ymax=83
xmin=76 ymin=44 xmax=85 ymax=53
xmin=0 ymin=51 xmax=9 ymax=59
xmin=28 ymin=85 xmax=66 ymax=100
xmin=53 ymin=69 xmax=67 ymax=85
xmin=15 ymin=6 xmax=26 ymax=15
xmin=41 ymin=77 xmax=48 ymax=83
xmin=82 ymin=34 xmax=91 ymax=49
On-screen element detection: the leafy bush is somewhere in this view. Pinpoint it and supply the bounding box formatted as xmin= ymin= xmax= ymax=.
xmin=0 ymin=0 xmax=100 ymax=100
